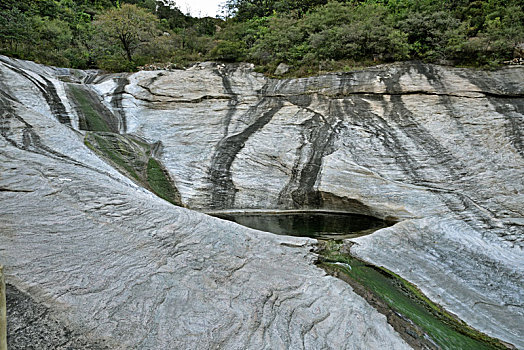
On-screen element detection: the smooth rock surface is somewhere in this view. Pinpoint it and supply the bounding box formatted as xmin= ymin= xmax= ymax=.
xmin=1 ymin=55 xmax=523 ymax=348
xmin=93 ymin=60 xmax=524 ymax=348
xmin=0 ymin=57 xmax=409 ymax=349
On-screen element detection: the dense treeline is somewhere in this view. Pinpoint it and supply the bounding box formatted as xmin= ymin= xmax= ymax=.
xmin=0 ymin=0 xmax=219 ymax=70
xmin=220 ymin=0 xmax=524 ymax=74
xmin=0 ymin=0 xmax=522 ymax=74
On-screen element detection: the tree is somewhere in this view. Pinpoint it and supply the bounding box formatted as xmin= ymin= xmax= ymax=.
xmin=93 ymin=3 xmax=159 ymax=62
xmin=0 ymin=8 xmax=31 ymax=53
xmin=224 ymin=0 xmax=327 ymax=21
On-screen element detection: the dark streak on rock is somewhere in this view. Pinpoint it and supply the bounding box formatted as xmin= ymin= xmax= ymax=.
xmin=135 ymin=74 xmax=232 ymax=105
xmin=341 ymin=93 xmax=426 ymax=180
xmin=454 ymin=71 xmax=524 ymax=159
xmin=339 ymin=90 xmax=524 ymax=99
xmin=378 ymin=65 xmax=504 ymax=233
xmin=0 ymin=59 xmax=71 ymax=126
xmin=209 ymin=98 xmax=284 ymax=209
xmin=0 ymin=94 xmax=139 ymax=189
xmin=382 ymin=66 xmax=462 ymax=180
xmin=39 ymin=75 xmax=71 ymax=126
xmin=0 ymin=188 xmax=33 ymax=193
xmin=139 ymin=94 xmax=232 ymax=104
xmin=110 ymin=77 xmax=129 ymax=133
xmin=83 ymin=72 xmax=98 ymax=85
xmin=486 ymin=98 xmax=524 ymax=159
xmin=0 ymin=70 xmax=20 ymax=104
xmin=262 ymin=90 xmax=524 ymax=100
xmin=278 ymin=101 xmax=342 ymax=208
xmin=214 ymin=67 xmax=239 ymax=136
xmin=407 ymin=65 xmax=516 ymax=233
xmin=66 ymin=84 xmax=120 ymax=133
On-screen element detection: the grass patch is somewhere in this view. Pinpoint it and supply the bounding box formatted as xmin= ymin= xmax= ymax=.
xmin=70 ymin=85 xmax=112 ymax=132
xmin=85 ymin=132 xmax=182 ymax=206
xmin=318 ymin=241 xmax=511 ymax=350
xmin=85 ymin=132 xmax=142 ymax=181
xmin=146 ymin=158 xmax=181 ymax=205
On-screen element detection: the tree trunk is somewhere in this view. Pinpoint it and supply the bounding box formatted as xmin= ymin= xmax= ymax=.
xmin=125 ymin=45 xmax=132 ymax=61
xmin=119 ymin=34 xmax=133 ymax=62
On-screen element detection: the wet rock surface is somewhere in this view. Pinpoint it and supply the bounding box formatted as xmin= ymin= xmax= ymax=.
xmin=0 ymin=55 xmax=523 ymax=348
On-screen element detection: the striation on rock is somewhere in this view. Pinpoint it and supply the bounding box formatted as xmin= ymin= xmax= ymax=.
xmin=0 ymin=57 xmax=409 ymax=349
xmin=0 ymin=55 xmax=523 ymax=348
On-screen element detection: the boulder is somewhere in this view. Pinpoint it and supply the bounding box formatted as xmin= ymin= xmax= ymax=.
xmin=274 ymin=62 xmax=290 ymax=75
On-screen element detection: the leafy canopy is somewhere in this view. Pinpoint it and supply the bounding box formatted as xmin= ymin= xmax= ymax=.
xmin=1 ymin=0 xmax=523 ymax=72
xmin=92 ymin=3 xmax=160 ymax=62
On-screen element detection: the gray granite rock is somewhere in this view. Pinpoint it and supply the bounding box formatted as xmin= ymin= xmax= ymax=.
xmin=1 ymin=55 xmax=523 ymax=348
xmin=274 ymin=63 xmax=290 ymax=75
xmin=0 ymin=57 xmax=409 ymax=349
xmin=92 ymin=60 xmax=524 ymax=348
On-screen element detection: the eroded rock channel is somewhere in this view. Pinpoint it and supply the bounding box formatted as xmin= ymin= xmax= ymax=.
xmin=211 ymin=211 xmax=513 ymax=350
xmin=1 ymin=56 xmax=522 ymax=349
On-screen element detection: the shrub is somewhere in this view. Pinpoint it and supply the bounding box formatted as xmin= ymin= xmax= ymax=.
xmin=209 ymin=40 xmax=245 ymax=62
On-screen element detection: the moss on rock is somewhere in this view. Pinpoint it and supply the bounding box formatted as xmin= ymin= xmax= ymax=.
xmin=317 ymin=241 xmax=512 ymax=350
xmin=146 ymin=157 xmax=182 ymax=205
xmin=84 ymin=132 xmax=182 ymax=206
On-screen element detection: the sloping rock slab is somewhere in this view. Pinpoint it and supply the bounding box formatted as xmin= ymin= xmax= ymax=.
xmin=0 ymin=91 xmax=409 ymax=348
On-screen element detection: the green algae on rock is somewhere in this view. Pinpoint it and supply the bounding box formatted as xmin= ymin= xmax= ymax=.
xmin=146 ymin=157 xmax=182 ymax=205
xmin=317 ymin=241 xmax=515 ymax=350
xmin=68 ymin=85 xmax=119 ymax=133
xmin=84 ymin=132 xmax=182 ymax=206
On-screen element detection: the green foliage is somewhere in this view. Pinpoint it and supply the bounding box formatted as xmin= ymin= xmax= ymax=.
xmin=0 ymin=8 xmax=31 ymax=55
xmin=33 ymin=17 xmax=74 ymax=65
xmin=216 ymin=17 xmax=269 ymax=49
xmin=249 ymin=15 xmax=306 ymax=64
xmin=155 ymin=1 xmax=191 ymax=29
xmin=1 ymin=0 xmax=522 ymax=72
xmin=0 ymin=0 xmax=100 ymax=67
xmin=210 ymin=40 xmax=245 ymax=61
xmin=309 ymin=3 xmax=410 ymax=61
xmin=92 ymin=4 xmax=160 ymax=65
xmin=224 ymin=0 xmax=327 ymax=21
xmin=398 ymin=10 xmax=464 ymax=60
xmin=455 ymin=3 xmax=524 ymax=65
xmin=122 ymin=0 xmax=157 ymax=11
xmin=246 ymin=2 xmax=410 ymax=70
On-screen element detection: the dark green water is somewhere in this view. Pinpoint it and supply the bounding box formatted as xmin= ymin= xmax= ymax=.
xmin=211 ymin=212 xmax=390 ymax=239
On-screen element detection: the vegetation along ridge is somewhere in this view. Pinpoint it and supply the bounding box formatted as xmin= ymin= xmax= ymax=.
xmin=1 ymin=0 xmax=523 ymax=75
